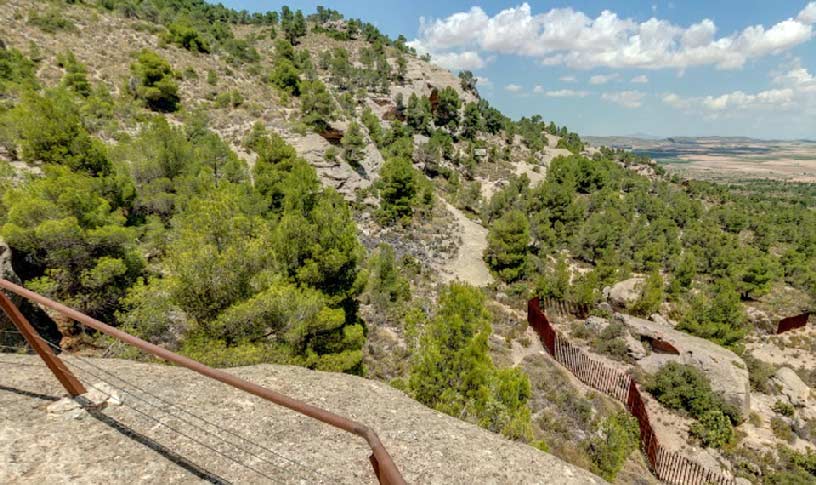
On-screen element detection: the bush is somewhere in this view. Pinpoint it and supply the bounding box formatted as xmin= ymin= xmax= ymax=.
xmin=678 ymin=280 xmax=747 ymax=350
xmin=163 ymin=21 xmax=210 ymax=53
xmin=299 ymin=80 xmax=335 ymax=130
xmin=646 ymin=362 xmax=740 ymax=433
xmin=129 ymin=49 xmax=180 ymax=112
xmin=269 ymin=58 xmax=300 ymax=95
xmin=341 ymin=121 xmax=366 ymax=166
xmin=28 ymin=8 xmax=76 ymax=33
xmin=485 ymin=209 xmax=530 ymax=282
xmin=408 ymin=283 xmax=533 ymax=441
xmin=690 ymin=410 xmax=734 ymax=448
xmin=773 ymin=400 xmax=795 ymax=417
xmin=377 ymin=157 xmax=417 ymax=224
xmin=771 ymin=416 xmax=796 ymax=443
xmin=587 ymin=412 xmax=640 ymax=480
xmin=7 ymin=89 xmax=111 ymax=175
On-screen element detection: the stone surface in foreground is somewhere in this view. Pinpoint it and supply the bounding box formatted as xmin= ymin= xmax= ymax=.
xmin=0 ymin=354 xmax=605 ymax=484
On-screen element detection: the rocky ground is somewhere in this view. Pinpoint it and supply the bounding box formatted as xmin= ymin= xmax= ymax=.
xmin=0 ymin=354 xmax=606 ymax=484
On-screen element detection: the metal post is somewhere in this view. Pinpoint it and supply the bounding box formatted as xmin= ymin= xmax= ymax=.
xmin=0 ymin=291 xmax=86 ymax=396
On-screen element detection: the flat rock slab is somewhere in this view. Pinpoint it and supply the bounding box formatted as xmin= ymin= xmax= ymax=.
xmin=0 ymin=354 xmax=605 ymax=484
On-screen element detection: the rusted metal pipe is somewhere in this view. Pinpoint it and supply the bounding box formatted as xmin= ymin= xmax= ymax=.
xmin=0 ymin=278 xmax=406 ymax=485
xmin=0 ymin=291 xmax=86 ymax=396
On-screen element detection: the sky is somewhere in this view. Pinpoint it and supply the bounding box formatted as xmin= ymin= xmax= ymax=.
xmin=220 ymin=1 xmax=816 ymax=139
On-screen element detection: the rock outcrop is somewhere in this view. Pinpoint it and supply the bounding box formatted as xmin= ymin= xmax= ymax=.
xmin=0 ymin=354 xmax=606 ymax=484
xmin=771 ymin=367 xmax=812 ymax=408
xmin=604 ymin=277 xmax=643 ymax=309
xmin=616 ymin=313 xmax=751 ymax=416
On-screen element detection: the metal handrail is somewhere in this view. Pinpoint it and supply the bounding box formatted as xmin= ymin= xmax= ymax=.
xmin=0 ymin=278 xmax=406 ymax=485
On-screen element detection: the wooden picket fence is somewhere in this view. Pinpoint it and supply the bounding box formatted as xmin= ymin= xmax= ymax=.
xmin=528 ymin=297 xmax=735 ymax=485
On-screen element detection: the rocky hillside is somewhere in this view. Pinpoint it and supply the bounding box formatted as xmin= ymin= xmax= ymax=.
xmin=1 ymin=1 xmax=815 ymax=485
xmin=0 ymin=354 xmax=604 ymax=484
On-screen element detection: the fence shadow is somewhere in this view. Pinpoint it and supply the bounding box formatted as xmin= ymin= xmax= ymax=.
xmin=0 ymin=383 xmax=228 ymax=485
xmin=85 ymin=408 xmax=231 ymax=485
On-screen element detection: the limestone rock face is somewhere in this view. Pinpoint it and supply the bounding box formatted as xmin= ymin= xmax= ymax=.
xmin=616 ymin=313 xmax=751 ymax=416
xmin=605 ymin=278 xmax=644 ymax=309
xmin=771 ymin=367 xmax=811 ymax=407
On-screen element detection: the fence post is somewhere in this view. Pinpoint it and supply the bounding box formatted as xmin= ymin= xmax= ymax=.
xmin=0 ymin=291 xmax=86 ymax=397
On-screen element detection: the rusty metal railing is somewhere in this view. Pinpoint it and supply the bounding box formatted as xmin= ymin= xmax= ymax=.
xmin=0 ymin=278 xmax=406 ymax=485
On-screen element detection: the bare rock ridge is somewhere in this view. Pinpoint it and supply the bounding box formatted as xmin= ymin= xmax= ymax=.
xmin=0 ymin=355 xmax=606 ymax=484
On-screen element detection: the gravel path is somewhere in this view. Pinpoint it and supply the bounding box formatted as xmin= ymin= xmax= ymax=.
xmin=437 ymin=201 xmax=494 ymax=287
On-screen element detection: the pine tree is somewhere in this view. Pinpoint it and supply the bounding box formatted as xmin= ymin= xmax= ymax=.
xmin=300 ymin=80 xmax=335 ymax=131
xmin=341 ymin=121 xmax=366 ymax=166
xmin=485 ymin=210 xmax=530 ymax=282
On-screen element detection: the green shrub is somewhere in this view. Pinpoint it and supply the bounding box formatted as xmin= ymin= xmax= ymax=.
xmin=678 ymin=280 xmax=747 ymax=350
xmin=6 ymin=89 xmax=111 ymax=175
xmin=485 ymin=210 xmax=530 ymax=283
xmin=377 ymin=156 xmax=418 ymax=224
xmin=744 ymin=353 xmax=778 ymax=393
xmin=690 ymin=410 xmax=734 ymax=448
xmin=299 ymin=79 xmax=335 ymax=130
xmin=771 ymin=416 xmax=796 ymax=443
xmin=587 ymin=412 xmax=639 ymax=480
xmin=269 ymin=58 xmax=300 ymax=95
xmin=0 ymin=46 xmax=37 ymax=93
xmin=590 ymin=323 xmax=631 ymax=362
xmin=646 ymin=361 xmax=740 ymax=441
xmin=57 ymin=51 xmax=91 ymax=97
xmin=162 ymin=21 xmax=210 ymax=53
xmin=28 ymin=8 xmax=76 ymax=33
xmin=773 ymin=400 xmax=795 ymax=417
xmin=214 ymin=90 xmax=243 ymax=109
xmin=129 ymin=49 xmax=180 ymax=112
xmin=341 ymin=121 xmax=366 ymax=166
xmin=408 ymin=283 xmax=533 ymax=441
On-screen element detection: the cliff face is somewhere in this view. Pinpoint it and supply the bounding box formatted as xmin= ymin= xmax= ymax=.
xmin=0 ymin=354 xmax=606 ymax=484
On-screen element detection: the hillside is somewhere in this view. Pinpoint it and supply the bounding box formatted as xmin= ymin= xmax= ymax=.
xmin=1 ymin=1 xmax=815 ymax=484
xmin=0 ymin=354 xmax=604 ymax=484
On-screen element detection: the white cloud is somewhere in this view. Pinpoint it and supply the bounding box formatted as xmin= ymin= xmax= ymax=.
xmin=475 ymin=75 xmax=493 ymax=89
xmin=505 ymin=83 xmax=523 ymax=93
xmin=410 ymin=2 xmax=816 ymax=71
xmin=602 ymin=91 xmax=646 ymax=108
xmin=631 ymin=74 xmax=649 ymax=84
xmin=661 ymin=65 xmax=816 ymax=115
xmin=430 ymin=51 xmax=488 ymax=70
xmin=559 ymin=75 xmax=577 ymax=82
xmin=799 ymin=2 xmax=816 ymax=24
xmin=539 ymin=88 xmax=590 ymax=98
xmin=589 ymin=73 xmax=619 ymax=85
xmin=661 ymin=93 xmax=690 ymax=109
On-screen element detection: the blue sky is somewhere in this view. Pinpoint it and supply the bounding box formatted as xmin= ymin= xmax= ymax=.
xmin=221 ymin=1 xmax=816 ymax=139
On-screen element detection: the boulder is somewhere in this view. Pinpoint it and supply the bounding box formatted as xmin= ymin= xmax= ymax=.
xmin=650 ymin=313 xmax=674 ymax=327
xmin=0 ymin=236 xmax=20 ymax=286
xmin=771 ymin=367 xmax=811 ymax=408
xmin=606 ymin=278 xmax=644 ymax=309
xmin=0 ymin=236 xmax=22 ymax=328
xmin=585 ymin=316 xmax=609 ymax=333
xmin=616 ymin=313 xmax=751 ymax=416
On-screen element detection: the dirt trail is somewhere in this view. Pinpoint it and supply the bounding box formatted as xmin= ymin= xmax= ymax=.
xmin=438 ymin=201 xmax=494 ymax=287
